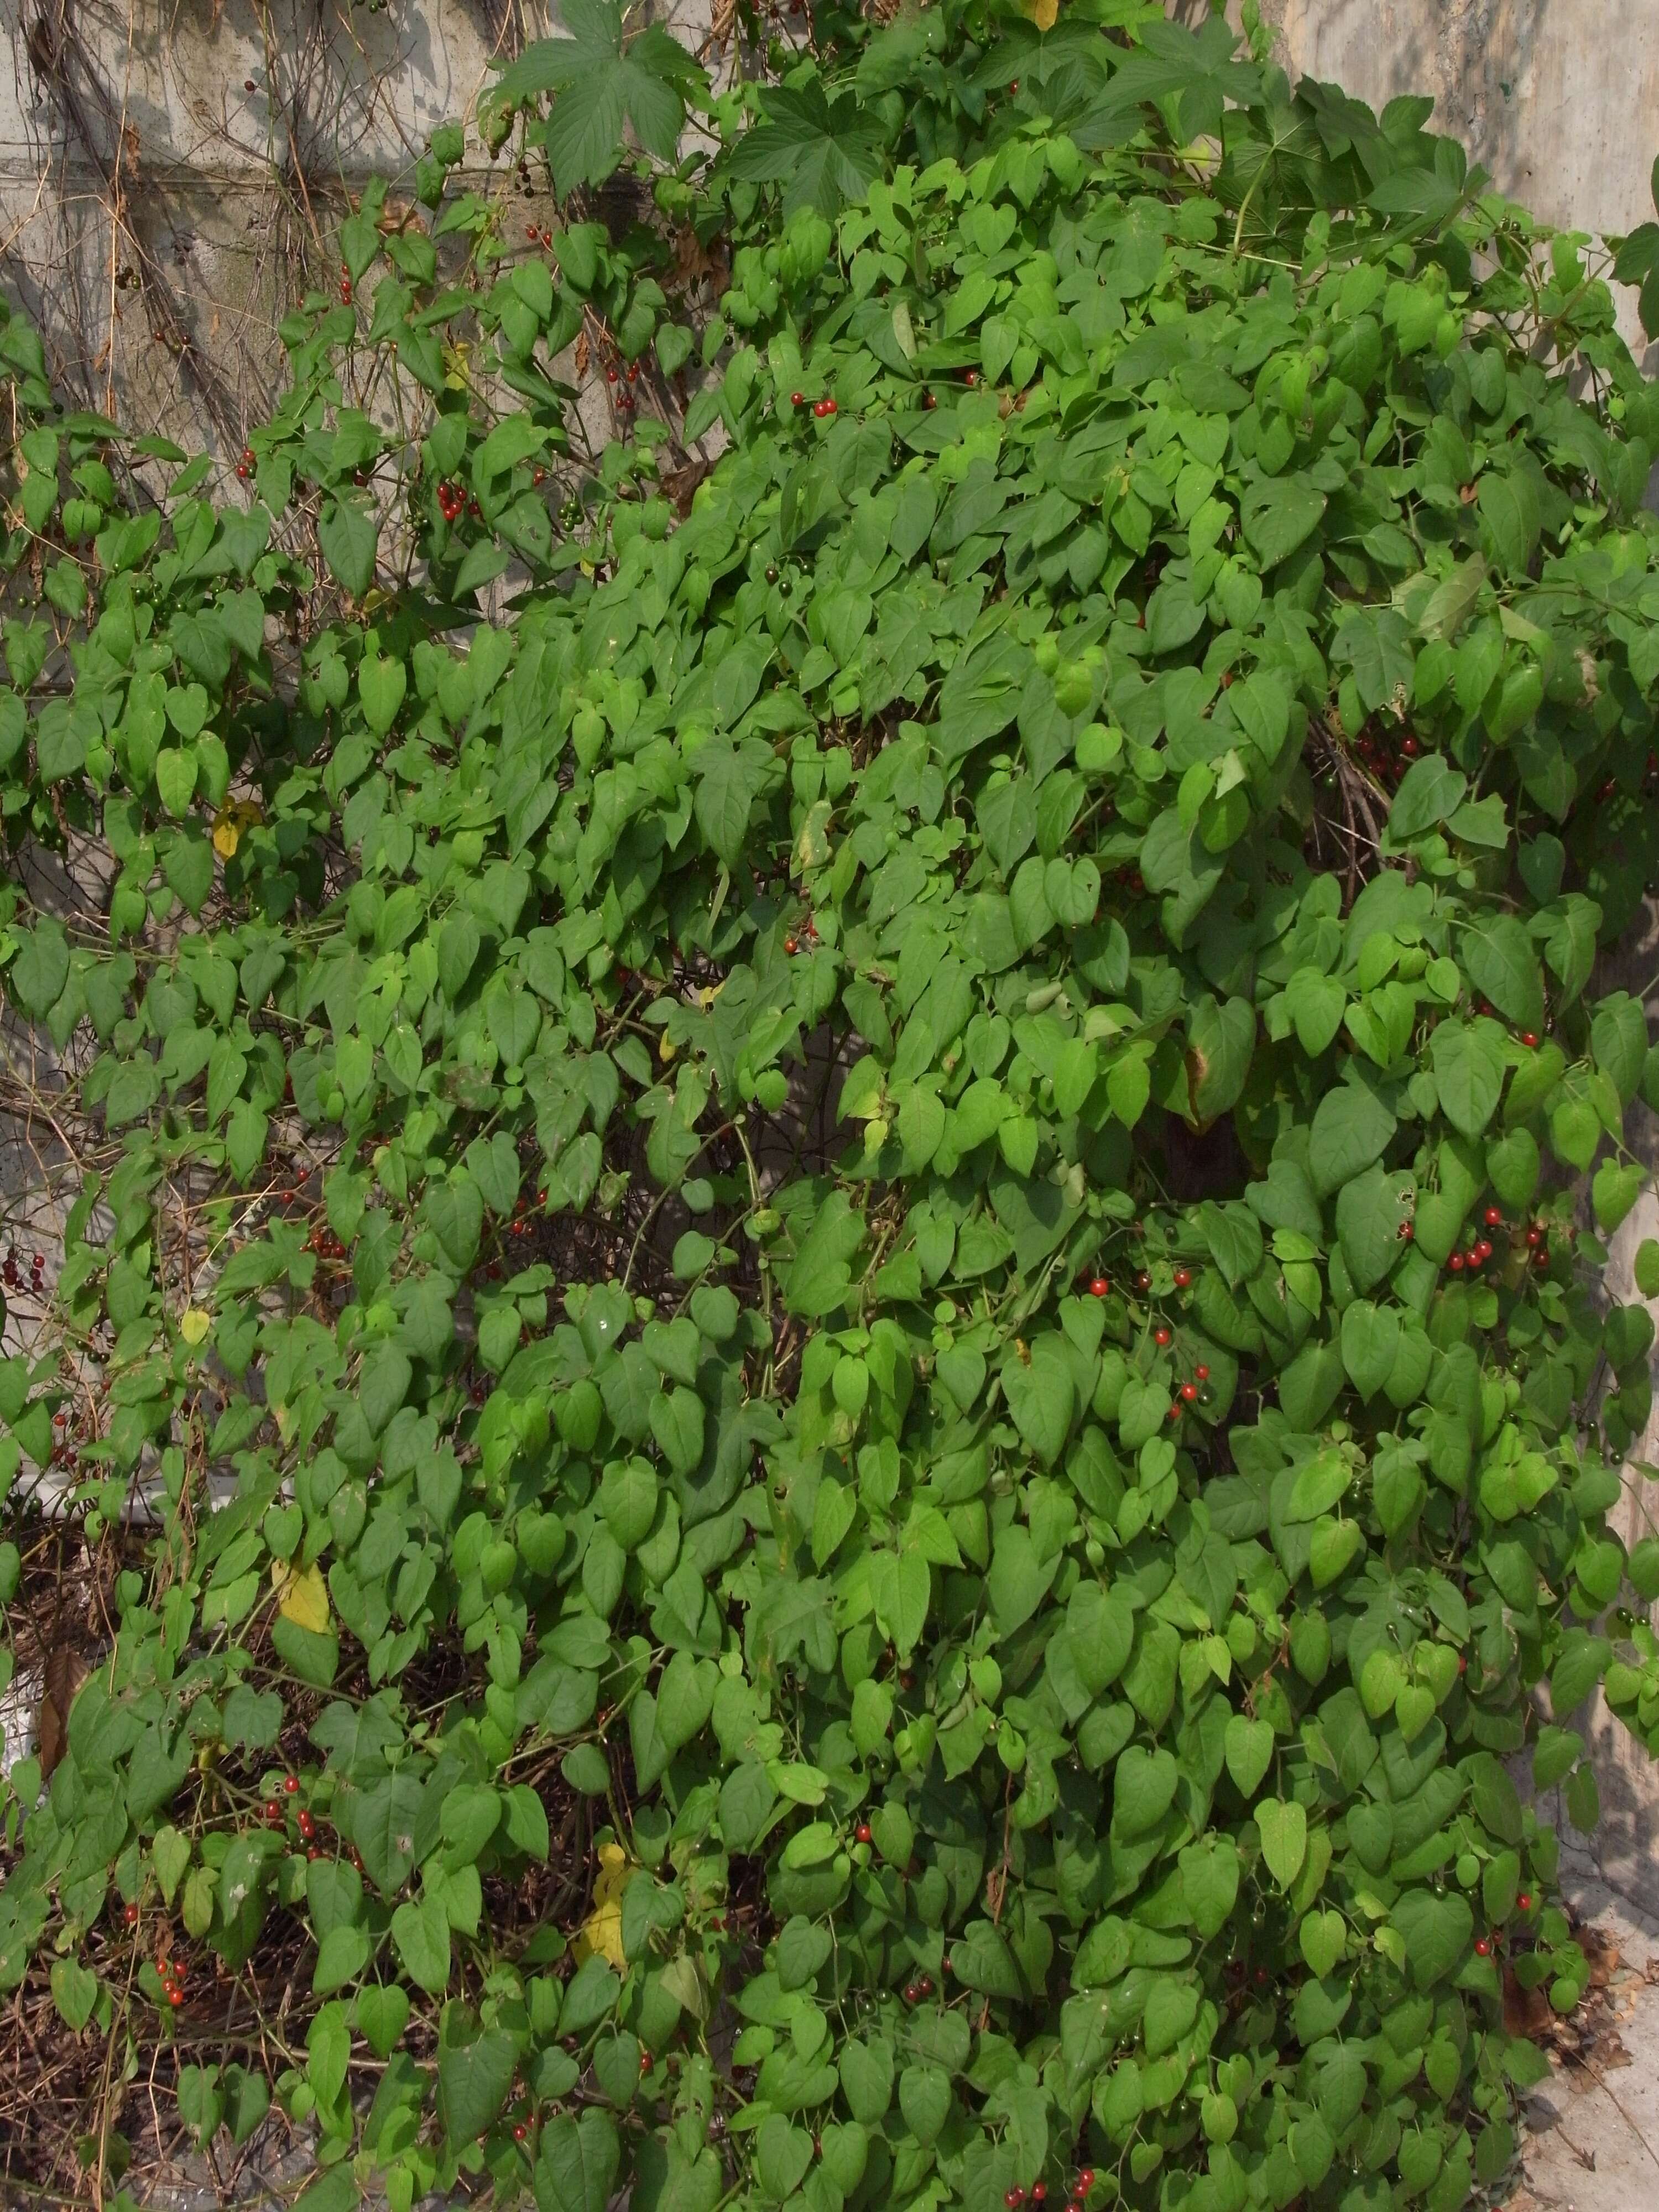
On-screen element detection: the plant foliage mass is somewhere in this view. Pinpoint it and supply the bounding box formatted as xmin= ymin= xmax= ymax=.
xmin=7 ymin=4 xmax=1659 ymax=2210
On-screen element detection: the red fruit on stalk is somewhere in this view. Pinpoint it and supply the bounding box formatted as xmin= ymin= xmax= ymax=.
xmin=1088 ymin=1276 xmax=1109 ymax=1298
xmin=1154 ymin=1326 xmax=1171 ymax=1347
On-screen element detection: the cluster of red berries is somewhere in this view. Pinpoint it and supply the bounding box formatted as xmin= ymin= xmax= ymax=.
xmin=787 ymin=393 xmax=839 ymax=419
xmin=304 ymin=1229 xmax=347 ymax=1262
xmin=437 ymin=480 xmax=467 ymax=524
xmin=901 ymin=1973 xmax=936 ymax=2004
xmin=338 ymin=262 xmax=353 ymax=305
xmin=1111 ymin=866 xmax=1146 ymax=895
xmin=234 ymin=445 xmax=255 ymax=481
xmin=1442 ymin=1208 xmax=1551 ymax=1276
xmin=1004 ymin=2169 xmax=1094 ymax=2210
xmin=524 ymin=225 xmax=554 ymax=247
xmin=156 ymin=1952 xmax=186 ymax=2008
xmin=2 ymin=1248 xmax=45 ymax=1293
xmin=784 ymin=918 xmax=819 ymax=954
xmin=1350 ymin=724 xmax=1421 ymax=790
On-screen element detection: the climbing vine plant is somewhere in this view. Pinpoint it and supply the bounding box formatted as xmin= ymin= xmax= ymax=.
xmin=8 ymin=3 xmax=1659 ymax=2208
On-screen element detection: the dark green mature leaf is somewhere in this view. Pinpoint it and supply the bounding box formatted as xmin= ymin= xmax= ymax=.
xmin=726 ymin=86 xmax=885 ymax=219
xmin=493 ymin=1 xmax=706 ymax=194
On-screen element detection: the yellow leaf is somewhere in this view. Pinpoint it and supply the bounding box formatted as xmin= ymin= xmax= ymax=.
xmin=272 ymin=1559 xmax=331 ymax=1634
xmin=179 ymin=1307 xmax=211 ymax=1345
xmin=658 ymin=1033 xmax=677 ymax=1062
xmin=1025 ymin=0 xmax=1058 ymax=25
xmin=575 ymin=1842 xmax=631 ymax=1968
xmin=212 ymin=799 xmax=264 ymax=859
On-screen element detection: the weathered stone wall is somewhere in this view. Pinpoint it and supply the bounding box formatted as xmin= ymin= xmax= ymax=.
xmin=0 ymin=0 xmax=567 ymax=451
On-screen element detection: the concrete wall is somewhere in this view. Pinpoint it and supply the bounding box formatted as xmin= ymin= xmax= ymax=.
xmin=1177 ymin=0 xmax=1659 ymax=357
xmin=0 ymin=0 xmax=552 ymax=447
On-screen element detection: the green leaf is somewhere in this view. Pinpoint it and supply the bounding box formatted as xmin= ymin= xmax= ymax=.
xmin=1593 ymin=1159 xmax=1644 ymax=1233
xmin=1284 ymin=967 xmax=1345 ymax=1056
xmin=726 ymin=84 xmax=885 ymax=220
xmin=50 ymin=1957 xmax=97 ymax=2031
xmin=534 ymin=2111 xmax=622 ymax=2212
xmin=1000 ymin=1333 xmax=1074 ymax=1465
xmin=1308 ymin=1083 xmax=1395 ymax=1194
xmin=1392 ymin=1888 xmax=1473 ymax=1986
xmin=9 ymin=921 xmax=70 ymax=1018
xmin=1387 ymin=753 xmax=1467 ymax=839
xmin=1256 ymin=1798 xmax=1307 ymax=1888
xmin=317 ymin=496 xmax=378 ymax=599
xmin=1433 ymin=1022 xmax=1504 ymax=1141
xmin=439 ymin=2026 xmax=518 ymax=2146
xmin=1461 ymin=914 xmax=1545 ymax=1031
xmin=1224 ymin=1713 xmax=1275 ymax=1798
xmin=355 ymin=1982 xmax=410 ymax=2059
xmin=495 ymin=2 xmax=706 ymax=195
xmin=390 ymin=1893 xmax=451 ymax=1995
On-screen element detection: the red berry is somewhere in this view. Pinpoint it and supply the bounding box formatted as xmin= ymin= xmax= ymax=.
xmin=785 ymin=936 xmax=799 ymax=954
xmin=283 ymin=1775 xmax=299 ymax=1793
xmin=1173 ymin=1267 xmax=1191 ymax=1288
xmin=514 ymin=2123 xmax=528 ymax=2140
xmin=1518 ymin=1892 xmax=1532 ymax=1910
xmin=1032 ymin=2191 xmax=1048 ymax=2207
xmin=1474 ymin=1937 xmax=1491 ymax=1957
xmin=1476 ymin=1240 xmax=1493 ymax=1262
xmin=855 ymin=1823 xmax=873 ymax=1844
xmin=1525 ymin=1226 xmax=1542 ymax=1248
xmin=1006 ymin=2194 xmax=1025 ymax=2209
xmin=1401 ymin=735 xmax=1420 ymax=757
xmin=1398 ymin=1220 xmax=1414 ymax=1240
xmin=308 ymin=1847 xmax=322 ymax=1860
xmin=791 ymin=391 xmax=805 ymax=406
xmin=1520 ymin=1031 xmax=1538 ymax=1048
xmin=1457 ymin=1653 xmax=1469 ymax=1674
xmin=1484 ymin=1207 xmax=1503 ymax=1227
xmin=1533 ymin=1245 xmax=1549 ymax=1267
xmin=924 ymin=392 xmax=937 ymax=409
xmin=123 ymin=1902 xmax=139 ymax=1926
xmin=1154 ymin=1326 xmax=1171 ymax=1347
xmin=264 ymin=1799 xmax=280 ymax=1819
xmin=1195 ymin=1364 xmax=1209 ymax=1379
xmin=244 ymin=77 xmax=256 ymax=90
xmin=1077 ymin=2175 xmax=1095 ymax=2195
xmin=904 ymin=1983 xmax=920 ymax=2003
xmin=1136 ymin=1271 xmax=1152 ymax=1291
xmin=1088 ymin=1276 xmax=1109 ymax=1298
xmin=1447 ymin=1254 xmax=1464 ymax=1272
xmin=1167 ymin=1402 xmax=1182 ymax=1422
xmin=822 ymin=398 xmax=837 ymax=416
xmin=168 ymin=1986 xmax=184 ymax=2007
xmin=1181 ymin=1383 xmax=1197 ymax=1402
xmin=964 ymin=371 xmax=979 ymax=387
